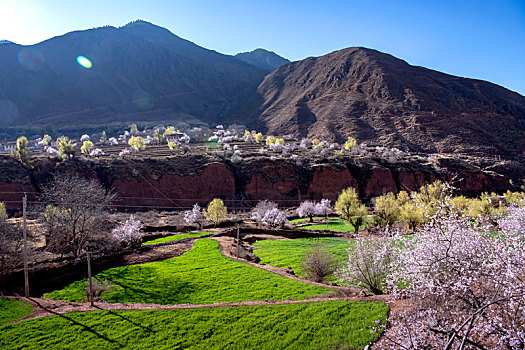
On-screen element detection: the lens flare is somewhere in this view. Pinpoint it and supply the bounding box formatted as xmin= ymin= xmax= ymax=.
xmin=76 ymin=56 xmax=92 ymax=69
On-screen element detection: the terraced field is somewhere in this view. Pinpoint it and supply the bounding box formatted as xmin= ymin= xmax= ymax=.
xmin=253 ymin=237 xmax=354 ymax=279
xmin=2 ymin=235 xmax=389 ymax=349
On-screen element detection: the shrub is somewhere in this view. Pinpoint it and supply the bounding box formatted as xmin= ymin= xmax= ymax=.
xmin=302 ymin=246 xmax=336 ymax=283
xmin=84 ymin=278 xmax=114 ymax=301
xmin=337 ymin=238 xmax=394 ymax=294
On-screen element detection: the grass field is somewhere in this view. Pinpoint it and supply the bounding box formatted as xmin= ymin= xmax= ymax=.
xmin=142 ymin=232 xmax=211 ymax=246
xmin=44 ymin=239 xmax=330 ymax=304
xmin=0 ymin=298 xmax=33 ymax=325
xmin=295 ymin=217 xmax=374 ymax=232
xmin=253 ymin=238 xmax=353 ymax=279
xmin=289 ymin=217 xmax=325 ymax=223
xmin=0 ymin=301 xmax=388 ymax=350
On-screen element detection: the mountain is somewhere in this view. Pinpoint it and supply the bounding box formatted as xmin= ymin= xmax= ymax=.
xmin=240 ymin=47 xmax=525 ymax=156
xmin=234 ymin=48 xmax=290 ymax=72
xmin=0 ymin=20 xmax=267 ymax=127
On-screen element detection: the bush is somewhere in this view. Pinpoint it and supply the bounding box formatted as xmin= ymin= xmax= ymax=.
xmin=84 ymin=278 xmax=114 ymax=302
xmin=302 ymin=246 xmax=336 ymax=283
xmin=337 ymin=238 xmax=394 ymax=294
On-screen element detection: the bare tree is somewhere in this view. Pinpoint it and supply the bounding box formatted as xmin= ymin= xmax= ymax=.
xmin=0 ymin=216 xmax=23 ymax=281
xmin=40 ymin=174 xmax=115 ymax=258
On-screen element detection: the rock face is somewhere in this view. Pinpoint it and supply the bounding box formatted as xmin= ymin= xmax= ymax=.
xmin=240 ymin=47 xmax=525 ymax=157
xmin=234 ymin=48 xmax=290 ymax=73
xmin=0 ymin=154 xmax=512 ymax=211
xmin=0 ymin=20 xmax=266 ymax=127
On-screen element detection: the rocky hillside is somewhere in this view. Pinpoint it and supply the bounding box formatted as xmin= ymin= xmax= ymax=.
xmin=234 ymin=48 xmax=290 ymax=72
xmin=0 ymin=20 xmax=267 ymax=127
xmin=240 ymin=47 xmax=525 ymax=157
xmin=0 ymin=151 xmax=513 ymax=211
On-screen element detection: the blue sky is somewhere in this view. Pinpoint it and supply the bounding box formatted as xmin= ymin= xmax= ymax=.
xmin=1 ymin=0 xmax=524 ymax=95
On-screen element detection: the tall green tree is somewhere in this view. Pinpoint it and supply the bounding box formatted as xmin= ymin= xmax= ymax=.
xmin=10 ymin=136 xmax=32 ymax=168
xmin=335 ymin=187 xmax=368 ymax=234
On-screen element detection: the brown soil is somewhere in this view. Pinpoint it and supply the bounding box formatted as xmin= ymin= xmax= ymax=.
xmin=7 ymin=295 xmax=391 ymax=323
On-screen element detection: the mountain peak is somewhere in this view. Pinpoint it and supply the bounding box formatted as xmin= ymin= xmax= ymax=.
xmin=123 ymin=19 xmax=156 ymax=28
xmin=234 ymin=48 xmax=290 ymax=73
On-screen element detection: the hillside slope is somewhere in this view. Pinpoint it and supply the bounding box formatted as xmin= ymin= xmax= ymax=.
xmin=240 ymin=47 xmax=525 ymax=156
xmin=234 ymin=48 xmax=290 ymax=72
xmin=0 ymin=20 xmax=266 ymax=127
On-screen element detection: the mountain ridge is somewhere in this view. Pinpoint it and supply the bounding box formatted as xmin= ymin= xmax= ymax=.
xmin=238 ymin=46 xmax=525 ymax=156
xmin=234 ymin=48 xmax=290 ymax=72
xmin=0 ymin=22 xmax=524 ymax=159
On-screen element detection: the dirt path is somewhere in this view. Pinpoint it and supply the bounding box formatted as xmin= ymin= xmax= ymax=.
xmin=8 ymin=295 xmax=390 ymax=323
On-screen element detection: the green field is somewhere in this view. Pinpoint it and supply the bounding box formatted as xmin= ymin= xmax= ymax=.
xmin=142 ymin=232 xmax=211 ymax=246
xmin=45 ymin=239 xmax=330 ymax=304
xmin=289 ymin=217 xmax=325 ymax=223
xmin=253 ymin=238 xmax=353 ymax=279
xmin=0 ymin=298 xmax=33 ymax=325
xmin=0 ymin=301 xmax=388 ymax=350
xmin=296 ymin=217 xmax=373 ymax=232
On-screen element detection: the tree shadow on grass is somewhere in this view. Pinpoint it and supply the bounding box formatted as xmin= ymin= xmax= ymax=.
xmin=94 ymin=306 xmax=153 ymax=332
xmin=101 ymin=265 xmax=197 ymax=304
xmin=28 ymin=298 xmax=124 ymax=348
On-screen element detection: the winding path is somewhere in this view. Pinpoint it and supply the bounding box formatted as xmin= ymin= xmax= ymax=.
xmin=10 ymin=294 xmax=390 ymax=323
xmin=8 ymin=233 xmax=393 ymax=327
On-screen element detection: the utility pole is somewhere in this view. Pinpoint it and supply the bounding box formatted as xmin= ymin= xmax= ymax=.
xmin=86 ymin=247 xmax=94 ymax=306
xmin=22 ymin=193 xmax=29 ymax=298
xmin=236 ymin=223 xmax=240 ymax=260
